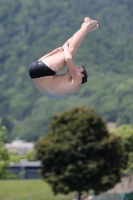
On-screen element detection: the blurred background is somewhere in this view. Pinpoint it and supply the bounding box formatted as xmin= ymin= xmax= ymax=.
xmin=1 ymin=0 xmax=133 ymax=142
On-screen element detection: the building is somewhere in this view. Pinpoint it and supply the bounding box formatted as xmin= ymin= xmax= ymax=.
xmin=5 ymin=138 xmax=34 ymax=155
xmin=9 ymin=159 xmax=42 ymax=179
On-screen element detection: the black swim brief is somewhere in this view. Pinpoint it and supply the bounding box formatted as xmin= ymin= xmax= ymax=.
xmin=29 ymin=60 xmax=56 ymax=79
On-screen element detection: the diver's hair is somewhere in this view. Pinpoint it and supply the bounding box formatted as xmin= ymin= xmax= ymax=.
xmin=81 ymin=66 xmax=88 ymax=84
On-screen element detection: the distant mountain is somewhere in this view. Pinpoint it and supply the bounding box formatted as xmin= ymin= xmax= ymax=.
xmin=0 ymin=0 xmax=133 ymax=141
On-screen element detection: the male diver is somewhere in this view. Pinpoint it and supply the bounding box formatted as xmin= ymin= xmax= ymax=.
xmin=29 ymin=17 xmax=98 ymax=99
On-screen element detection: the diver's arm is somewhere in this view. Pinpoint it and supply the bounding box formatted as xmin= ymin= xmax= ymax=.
xmin=38 ymin=47 xmax=63 ymax=60
xmin=63 ymin=43 xmax=78 ymax=78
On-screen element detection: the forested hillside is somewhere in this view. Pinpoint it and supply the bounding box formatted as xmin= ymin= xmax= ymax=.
xmin=1 ymin=0 xmax=133 ymax=141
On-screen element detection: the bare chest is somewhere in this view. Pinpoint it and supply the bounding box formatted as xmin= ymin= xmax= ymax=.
xmin=32 ymin=74 xmax=81 ymax=97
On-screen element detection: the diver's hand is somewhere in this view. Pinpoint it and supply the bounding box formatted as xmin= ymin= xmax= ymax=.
xmin=52 ymin=47 xmax=64 ymax=54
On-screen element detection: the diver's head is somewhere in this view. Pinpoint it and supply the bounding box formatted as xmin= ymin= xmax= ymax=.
xmin=81 ymin=66 xmax=88 ymax=84
xmin=76 ymin=66 xmax=88 ymax=84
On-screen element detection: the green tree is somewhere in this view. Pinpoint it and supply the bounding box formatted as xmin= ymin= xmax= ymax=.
xmin=35 ymin=107 xmax=126 ymax=196
xmin=0 ymin=119 xmax=10 ymax=179
xmin=9 ymin=150 xmax=36 ymax=163
xmin=114 ymin=124 xmax=133 ymax=176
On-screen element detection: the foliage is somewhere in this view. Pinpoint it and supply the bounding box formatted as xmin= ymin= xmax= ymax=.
xmin=9 ymin=150 xmax=36 ymax=162
xmin=35 ymin=107 xmax=126 ymax=195
xmin=0 ymin=119 xmax=11 ymax=179
xmin=0 ymin=0 xmax=133 ymax=141
xmin=20 ymin=150 xmax=36 ymax=161
xmin=114 ymin=125 xmax=133 ymax=176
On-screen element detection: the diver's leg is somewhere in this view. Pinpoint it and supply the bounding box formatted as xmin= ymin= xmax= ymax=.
xmin=40 ymin=18 xmax=98 ymax=72
xmin=66 ymin=17 xmax=98 ymax=57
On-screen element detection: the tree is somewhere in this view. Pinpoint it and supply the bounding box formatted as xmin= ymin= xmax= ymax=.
xmin=114 ymin=124 xmax=133 ymax=176
xmin=9 ymin=150 xmax=36 ymax=163
xmin=35 ymin=107 xmax=127 ymax=196
xmin=0 ymin=119 xmax=10 ymax=179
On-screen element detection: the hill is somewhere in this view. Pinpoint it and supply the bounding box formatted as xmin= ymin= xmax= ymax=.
xmin=0 ymin=0 xmax=133 ymax=141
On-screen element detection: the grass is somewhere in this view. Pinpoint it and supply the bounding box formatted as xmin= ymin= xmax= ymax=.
xmin=0 ymin=180 xmax=75 ymax=200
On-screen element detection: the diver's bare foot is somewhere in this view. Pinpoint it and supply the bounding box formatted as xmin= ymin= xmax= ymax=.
xmin=82 ymin=17 xmax=98 ymax=32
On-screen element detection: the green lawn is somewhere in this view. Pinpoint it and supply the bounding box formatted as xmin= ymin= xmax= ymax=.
xmin=0 ymin=180 xmax=75 ymax=200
